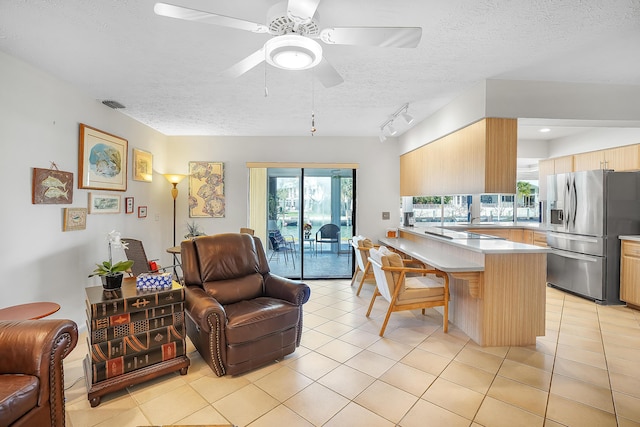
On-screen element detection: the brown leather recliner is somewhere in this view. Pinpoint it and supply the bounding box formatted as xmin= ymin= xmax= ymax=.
xmin=0 ymin=319 xmax=78 ymax=427
xmin=181 ymin=233 xmax=310 ymax=376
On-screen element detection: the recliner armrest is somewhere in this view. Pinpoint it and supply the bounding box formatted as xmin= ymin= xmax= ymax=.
xmin=185 ymin=286 xmax=226 ymax=333
xmin=264 ymin=274 xmax=310 ymax=306
xmin=0 ymin=319 xmax=78 ymax=406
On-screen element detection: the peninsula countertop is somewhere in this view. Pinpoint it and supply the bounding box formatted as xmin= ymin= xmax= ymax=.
xmin=397 ymin=226 xmax=549 ymax=254
xmin=619 ymin=235 xmax=640 ymax=242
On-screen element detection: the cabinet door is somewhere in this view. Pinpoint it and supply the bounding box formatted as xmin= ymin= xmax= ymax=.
xmin=400 ymin=150 xmax=420 ymax=196
xmin=522 ymin=230 xmax=534 ymax=245
xmin=532 ymin=232 xmax=547 ymax=247
xmin=605 ymin=145 xmax=640 ymax=171
xmin=574 ymin=151 xmax=605 ymax=171
xmin=621 ymin=241 xmax=640 ymax=305
xmin=554 ymin=156 xmax=574 ymax=173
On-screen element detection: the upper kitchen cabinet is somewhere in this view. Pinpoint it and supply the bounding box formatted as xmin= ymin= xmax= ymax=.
xmin=574 ymin=144 xmax=640 ymax=171
xmin=400 ymin=118 xmax=517 ymax=196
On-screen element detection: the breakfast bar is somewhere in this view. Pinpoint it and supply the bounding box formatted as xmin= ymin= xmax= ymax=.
xmin=380 ymin=226 xmax=548 ymax=347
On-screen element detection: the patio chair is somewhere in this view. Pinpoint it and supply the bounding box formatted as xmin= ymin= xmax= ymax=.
xmin=366 ymin=246 xmax=449 ymax=336
xmin=268 ymin=230 xmax=296 ymax=268
xmin=316 ymin=223 xmax=340 ymax=255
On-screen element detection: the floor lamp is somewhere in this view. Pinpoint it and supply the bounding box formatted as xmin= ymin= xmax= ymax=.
xmin=164 ymin=173 xmax=186 ymax=279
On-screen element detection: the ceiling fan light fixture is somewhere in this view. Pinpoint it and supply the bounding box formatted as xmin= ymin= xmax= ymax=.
xmin=265 ymin=34 xmax=322 ymax=70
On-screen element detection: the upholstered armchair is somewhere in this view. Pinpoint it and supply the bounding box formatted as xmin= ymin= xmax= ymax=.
xmin=181 ymin=233 xmax=310 ymax=376
xmin=0 ymin=319 xmax=78 ymax=427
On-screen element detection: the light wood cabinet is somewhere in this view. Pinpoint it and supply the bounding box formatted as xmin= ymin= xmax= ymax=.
xmin=468 ymin=228 xmax=525 ymax=243
xmin=606 ymin=145 xmax=640 ymax=171
xmin=574 ymin=145 xmax=640 ymax=172
xmin=620 ymin=239 xmax=640 ymax=307
xmin=400 ymin=118 xmax=517 ymax=196
xmin=554 ymin=155 xmax=574 ymax=173
xmin=532 ymin=231 xmax=547 ymax=247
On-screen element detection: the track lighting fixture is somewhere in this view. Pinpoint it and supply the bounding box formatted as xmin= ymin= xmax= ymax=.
xmin=379 ymin=103 xmax=414 ymax=140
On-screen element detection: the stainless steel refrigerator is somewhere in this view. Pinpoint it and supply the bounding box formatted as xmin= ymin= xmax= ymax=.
xmin=546 ymin=169 xmax=640 ymax=304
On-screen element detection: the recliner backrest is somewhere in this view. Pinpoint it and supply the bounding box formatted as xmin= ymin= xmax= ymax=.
xmin=182 ymin=233 xmax=271 ymax=304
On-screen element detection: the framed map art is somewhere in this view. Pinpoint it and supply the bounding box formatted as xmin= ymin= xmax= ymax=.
xmin=79 ymin=124 xmax=128 ymax=191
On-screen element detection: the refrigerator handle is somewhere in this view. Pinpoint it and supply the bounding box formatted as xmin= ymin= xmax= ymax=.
xmin=550 ymin=248 xmax=599 ymax=262
xmin=564 ymin=176 xmax=571 ymax=228
xmin=571 ymin=177 xmax=578 ymax=227
xmin=547 ymin=232 xmax=599 ymax=244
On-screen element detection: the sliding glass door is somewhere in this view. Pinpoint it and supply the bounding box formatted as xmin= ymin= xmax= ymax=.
xmin=263 ymin=167 xmax=355 ymax=279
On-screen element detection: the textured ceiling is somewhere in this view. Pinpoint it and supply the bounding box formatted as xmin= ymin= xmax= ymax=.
xmin=1 ymin=0 xmax=639 ymax=137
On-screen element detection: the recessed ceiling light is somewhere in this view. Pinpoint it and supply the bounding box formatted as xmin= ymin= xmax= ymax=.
xmin=539 ymin=128 xmax=551 ymax=133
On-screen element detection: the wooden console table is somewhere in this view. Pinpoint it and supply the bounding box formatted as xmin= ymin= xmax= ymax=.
xmin=84 ymin=278 xmax=189 ymax=407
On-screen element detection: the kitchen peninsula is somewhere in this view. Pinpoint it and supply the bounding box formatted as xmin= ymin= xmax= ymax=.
xmin=379 ymin=226 xmax=548 ymax=347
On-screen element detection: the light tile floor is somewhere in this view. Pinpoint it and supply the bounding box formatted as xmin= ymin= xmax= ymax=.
xmin=63 ymin=279 xmax=640 ymax=426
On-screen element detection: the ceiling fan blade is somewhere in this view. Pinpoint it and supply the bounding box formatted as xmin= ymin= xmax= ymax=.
xmin=221 ymin=48 xmax=266 ymax=79
xmin=287 ymin=0 xmax=322 ymax=23
xmin=314 ymin=58 xmax=344 ymax=88
xmin=154 ymin=3 xmax=268 ymax=33
xmin=320 ymin=27 xmax=422 ymax=48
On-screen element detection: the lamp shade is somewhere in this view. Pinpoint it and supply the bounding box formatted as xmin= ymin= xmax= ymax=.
xmin=164 ymin=174 xmax=186 ymax=185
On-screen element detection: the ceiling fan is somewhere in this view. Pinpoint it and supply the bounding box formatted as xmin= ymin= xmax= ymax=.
xmin=154 ymin=0 xmax=422 ymax=88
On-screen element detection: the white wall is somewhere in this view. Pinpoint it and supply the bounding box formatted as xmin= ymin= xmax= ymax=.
xmin=0 ymin=51 xmax=400 ymax=327
xmin=165 ymin=136 xmax=400 ymax=242
xmin=549 ymin=128 xmax=640 ymax=158
xmin=0 ymin=51 xmax=173 ymax=324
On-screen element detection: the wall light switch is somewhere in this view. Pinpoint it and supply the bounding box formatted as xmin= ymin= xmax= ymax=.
xmin=382 ymin=212 xmax=390 ymax=220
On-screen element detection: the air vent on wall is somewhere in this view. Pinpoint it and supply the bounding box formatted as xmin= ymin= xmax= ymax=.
xmin=101 ymin=100 xmax=125 ymax=109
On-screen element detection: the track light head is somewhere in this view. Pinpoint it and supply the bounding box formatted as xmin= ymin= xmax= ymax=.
xmin=400 ymin=110 xmax=414 ymax=125
xmin=378 ymin=102 xmax=414 ymax=138
xmin=379 ymin=133 xmax=387 ymax=143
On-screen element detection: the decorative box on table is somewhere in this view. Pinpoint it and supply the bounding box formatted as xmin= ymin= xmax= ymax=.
xmin=83 ymin=277 xmax=190 ymax=407
xmin=135 ymin=272 xmax=173 ymax=290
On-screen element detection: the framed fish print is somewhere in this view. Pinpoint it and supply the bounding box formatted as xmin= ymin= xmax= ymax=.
xmin=188 ymin=161 xmax=225 ymax=218
xmin=79 ymin=124 xmax=128 ymax=191
xmin=63 ymin=207 xmax=87 ymax=231
xmin=88 ymin=192 xmax=121 ymax=214
xmin=32 ymin=167 xmax=73 ymax=204
xmin=132 ymin=148 xmax=153 ymax=182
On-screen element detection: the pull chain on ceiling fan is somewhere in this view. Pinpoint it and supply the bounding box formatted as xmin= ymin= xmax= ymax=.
xmin=154 ymin=0 xmax=422 ymax=88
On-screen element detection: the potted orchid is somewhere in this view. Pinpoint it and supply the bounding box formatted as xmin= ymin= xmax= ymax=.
xmin=88 ymin=230 xmax=134 ymax=290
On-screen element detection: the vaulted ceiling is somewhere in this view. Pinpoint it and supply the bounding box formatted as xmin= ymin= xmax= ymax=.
xmin=1 ymin=0 xmax=639 ymax=138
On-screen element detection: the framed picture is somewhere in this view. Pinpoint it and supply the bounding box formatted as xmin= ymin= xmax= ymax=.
xmin=132 ymin=148 xmax=153 ymax=182
xmin=88 ymin=192 xmax=121 ymax=214
xmin=63 ymin=207 xmax=87 ymax=231
xmin=125 ymin=197 xmax=134 ymax=214
xmin=138 ymin=206 xmax=148 ymax=218
xmin=32 ymin=167 xmax=73 ymax=204
xmin=79 ymin=124 xmax=128 ymax=191
xmin=189 ymin=161 xmax=225 ymax=218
